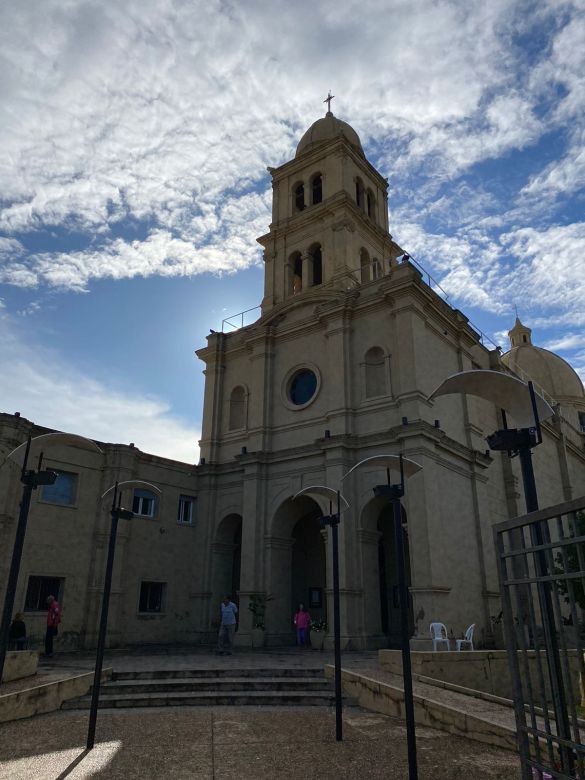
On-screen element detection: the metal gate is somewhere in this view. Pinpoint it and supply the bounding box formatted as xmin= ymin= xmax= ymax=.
xmin=494 ymin=496 xmax=585 ymax=779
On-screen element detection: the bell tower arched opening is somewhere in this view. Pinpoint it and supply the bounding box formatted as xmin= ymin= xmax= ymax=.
xmin=289 ymin=251 xmax=302 ymax=295
xmin=360 ymin=248 xmax=370 ymax=284
xmin=310 ymin=243 xmax=323 ymax=286
xmin=294 ymin=182 xmax=305 ymax=213
xmin=311 ymin=173 xmax=323 ymax=205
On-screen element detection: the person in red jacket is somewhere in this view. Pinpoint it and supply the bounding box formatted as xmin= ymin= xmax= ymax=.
xmin=44 ymin=595 xmax=61 ymax=658
xmin=293 ymin=603 xmax=311 ymax=649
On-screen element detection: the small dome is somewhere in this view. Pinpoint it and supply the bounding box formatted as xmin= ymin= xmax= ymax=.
xmin=296 ymin=112 xmax=364 ymax=158
xmin=502 ymin=344 xmax=584 ymax=400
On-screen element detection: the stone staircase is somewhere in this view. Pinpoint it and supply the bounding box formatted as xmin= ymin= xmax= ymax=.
xmin=62 ymin=667 xmax=338 ymax=709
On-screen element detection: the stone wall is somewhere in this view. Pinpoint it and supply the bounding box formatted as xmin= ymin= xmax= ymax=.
xmin=380 ymin=649 xmax=582 ymax=704
xmin=1 ymin=651 xmax=38 ymax=683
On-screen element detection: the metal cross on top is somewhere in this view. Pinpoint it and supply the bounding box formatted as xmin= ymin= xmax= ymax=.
xmin=324 ymin=91 xmax=335 ymax=113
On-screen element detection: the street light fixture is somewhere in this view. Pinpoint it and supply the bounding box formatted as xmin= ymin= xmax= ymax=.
xmin=342 ymin=454 xmax=422 ymax=780
xmin=0 ymin=433 xmax=103 ymax=686
xmin=293 ymin=485 xmax=349 ymax=741
xmin=86 ymin=480 xmax=161 ymax=750
xmin=429 ymin=369 xmax=573 ymax=775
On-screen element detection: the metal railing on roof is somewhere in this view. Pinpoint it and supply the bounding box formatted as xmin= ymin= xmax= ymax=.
xmin=503 ymin=361 xmax=557 ymax=407
xmin=222 ymin=305 xmax=262 ymax=332
xmin=219 ymin=252 xmax=495 ymax=354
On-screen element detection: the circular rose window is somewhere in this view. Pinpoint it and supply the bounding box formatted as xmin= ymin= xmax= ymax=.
xmin=289 ymin=369 xmax=318 ymax=406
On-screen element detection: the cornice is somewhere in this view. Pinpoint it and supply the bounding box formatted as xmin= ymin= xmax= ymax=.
xmin=257 ymin=190 xmax=396 ymax=247
xmin=269 ymin=135 xmax=389 ymax=190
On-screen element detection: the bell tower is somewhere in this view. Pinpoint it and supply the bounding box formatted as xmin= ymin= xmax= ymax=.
xmin=508 ymin=317 xmax=533 ymax=348
xmin=257 ymin=103 xmax=404 ymax=312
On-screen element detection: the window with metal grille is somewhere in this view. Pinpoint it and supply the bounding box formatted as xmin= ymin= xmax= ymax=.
xmin=24 ymin=576 xmax=63 ymax=612
xmin=178 ymin=495 xmax=197 ymax=524
xmin=139 ymin=581 xmax=166 ymax=613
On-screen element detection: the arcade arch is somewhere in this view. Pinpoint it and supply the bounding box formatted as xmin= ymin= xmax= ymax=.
xmin=210 ymin=514 xmax=242 ymax=623
xmin=266 ymin=495 xmax=327 ymax=642
xmin=360 ymin=496 xmax=413 ymax=647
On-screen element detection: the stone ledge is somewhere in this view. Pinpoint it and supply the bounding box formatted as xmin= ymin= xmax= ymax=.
xmin=1 ymin=650 xmax=38 ymax=683
xmin=0 ymin=667 xmax=112 ymax=723
xmin=325 ymin=665 xmax=517 ymax=753
xmin=379 ymin=649 xmax=582 ymax=703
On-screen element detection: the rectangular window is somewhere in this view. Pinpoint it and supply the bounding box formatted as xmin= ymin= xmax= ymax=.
xmin=178 ymin=495 xmax=197 ymax=524
xmin=139 ymin=581 xmax=166 ymax=613
xmin=132 ymin=489 xmax=156 ymax=517
xmin=40 ymin=471 xmax=77 ymax=505
xmin=24 ymin=576 xmax=64 ymax=612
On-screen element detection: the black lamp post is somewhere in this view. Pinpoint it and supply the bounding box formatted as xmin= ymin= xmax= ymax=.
xmin=293 ymin=485 xmax=349 ymax=742
xmin=342 ymin=454 xmax=422 ymax=780
xmin=430 ymin=369 xmax=573 ymax=776
xmin=0 ymin=433 xmax=102 ymax=687
xmin=373 ymin=458 xmax=418 ymax=780
xmin=86 ymin=479 xmax=161 ymax=750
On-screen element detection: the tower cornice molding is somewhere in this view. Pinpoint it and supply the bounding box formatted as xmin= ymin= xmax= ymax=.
xmin=271 ymin=136 xmax=389 ymax=191
xmin=257 ymin=191 xmax=396 ymax=248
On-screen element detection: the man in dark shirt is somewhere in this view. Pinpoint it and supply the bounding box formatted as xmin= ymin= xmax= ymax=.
xmin=9 ymin=613 xmax=27 ymax=651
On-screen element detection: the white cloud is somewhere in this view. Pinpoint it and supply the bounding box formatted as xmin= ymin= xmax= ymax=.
xmin=0 ymin=0 xmax=576 ymax=288
xmin=521 ymin=128 xmax=585 ymax=199
xmin=499 ymin=223 xmax=585 ymax=312
xmin=0 ymin=318 xmax=200 ymax=463
xmin=0 ymin=0 xmax=582 ymax=358
xmin=392 ymin=219 xmax=509 ymax=314
xmin=543 ymin=333 xmax=585 ymax=352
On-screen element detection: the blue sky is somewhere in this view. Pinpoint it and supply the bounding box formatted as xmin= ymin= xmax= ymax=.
xmin=0 ymin=0 xmax=584 ymax=461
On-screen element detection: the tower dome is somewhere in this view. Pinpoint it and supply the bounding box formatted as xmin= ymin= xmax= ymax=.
xmin=295 ymin=111 xmax=365 ymax=158
xmin=501 ymin=318 xmax=585 ymax=401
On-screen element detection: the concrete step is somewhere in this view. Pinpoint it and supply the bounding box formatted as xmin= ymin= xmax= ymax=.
xmin=112 ymin=667 xmax=325 ymax=681
xmin=100 ymin=677 xmax=332 ymax=695
xmin=62 ymin=690 xmax=337 ymax=709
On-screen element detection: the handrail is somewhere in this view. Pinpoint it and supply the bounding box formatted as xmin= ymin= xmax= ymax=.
xmin=219 ymin=252 xmax=506 ymax=358
xmin=222 ymin=305 xmax=262 ymax=332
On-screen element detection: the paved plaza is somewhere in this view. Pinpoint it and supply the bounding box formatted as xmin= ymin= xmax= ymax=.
xmin=0 ymin=705 xmax=521 ymax=779
xmin=0 ymin=648 xmax=524 ymax=778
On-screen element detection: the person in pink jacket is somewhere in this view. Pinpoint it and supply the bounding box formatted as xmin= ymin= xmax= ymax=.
xmin=293 ymin=603 xmax=311 ymax=648
xmin=44 ymin=595 xmax=61 ymax=658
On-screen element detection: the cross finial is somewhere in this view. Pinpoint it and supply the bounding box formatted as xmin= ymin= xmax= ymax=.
xmin=324 ymin=91 xmax=335 ymax=114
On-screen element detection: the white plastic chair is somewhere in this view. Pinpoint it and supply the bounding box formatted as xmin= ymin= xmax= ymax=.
xmin=456 ymin=624 xmax=475 ymax=651
xmin=430 ymin=622 xmax=450 ymax=651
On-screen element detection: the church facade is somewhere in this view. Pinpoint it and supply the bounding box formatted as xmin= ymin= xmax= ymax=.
xmin=1 ymin=110 xmax=584 ymax=651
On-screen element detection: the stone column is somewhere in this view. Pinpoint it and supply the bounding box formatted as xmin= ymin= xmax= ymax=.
xmin=358 ymin=528 xmax=383 ymax=641
xmin=235 ymin=460 xmax=267 ymax=646
xmin=264 ymin=535 xmax=295 ymax=644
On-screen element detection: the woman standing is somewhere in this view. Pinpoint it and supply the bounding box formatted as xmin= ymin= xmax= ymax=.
xmin=293 ymin=603 xmax=311 ymax=649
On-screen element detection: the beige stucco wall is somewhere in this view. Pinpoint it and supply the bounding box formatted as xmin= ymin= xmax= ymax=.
xmin=0 ymin=415 xmax=203 ymax=650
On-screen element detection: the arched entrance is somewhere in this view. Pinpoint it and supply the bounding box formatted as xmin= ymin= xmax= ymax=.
xmin=266 ymin=496 xmax=326 ymax=643
xmin=361 ymin=498 xmax=413 ymax=647
xmin=291 ymin=511 xmax=327 ymax=625
xmin=210 ymin=514 xmax=242 ymax=621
